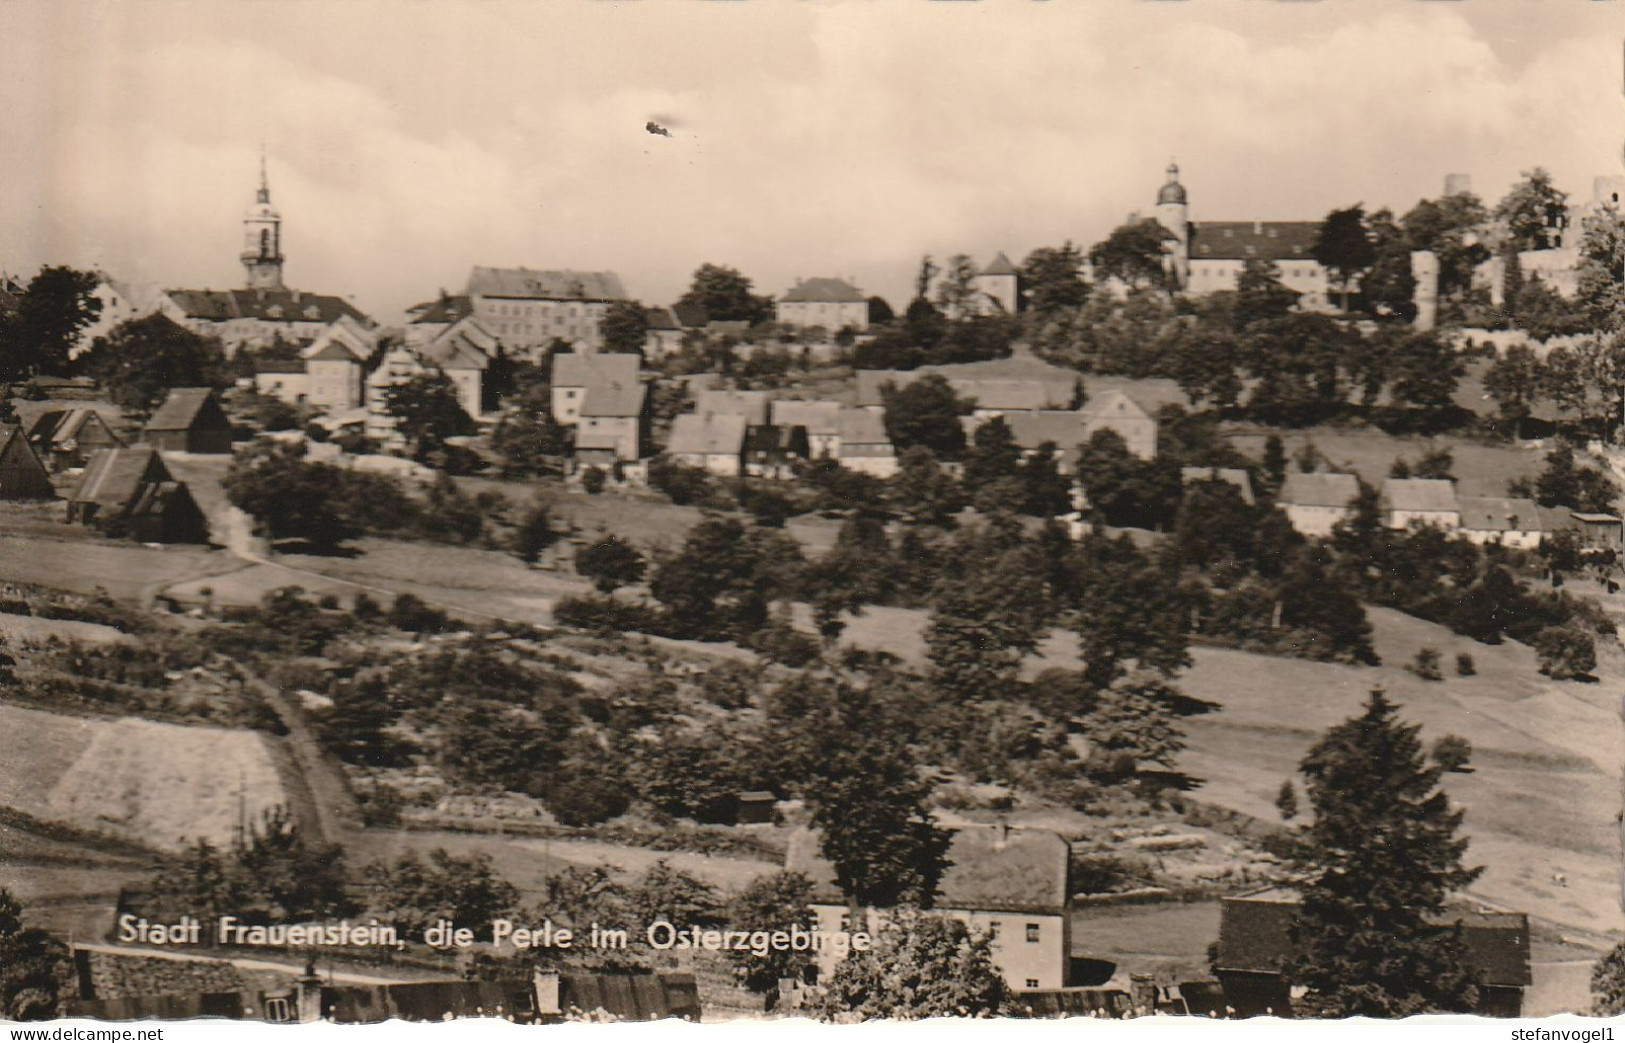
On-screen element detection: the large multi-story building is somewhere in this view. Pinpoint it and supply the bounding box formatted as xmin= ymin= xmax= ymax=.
xmin=775 ymin=277 xmax=868 ymax=332
xmin=166 ymin=157 xmax=370 ymax=355
xmin=465 ymin=267 xmax=628 ymax=355
xmin=1149 ymin=162 xmax=1331 ymax=309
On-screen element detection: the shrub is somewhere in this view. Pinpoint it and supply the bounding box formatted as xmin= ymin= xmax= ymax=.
xmin=1534 ymin=625 xmax=1596 ymax=680
xmin=581 ymin=466 xmax=607 ymax=495
xmin=389 ymin=593 xmax=450 ymax=635
xmin=552 ymin=595 xmax=664 ymax=636
xmin=1455 ymin=652 xmax=1475 ymax=677
xmin=546 ymin=775 xmax=632 ymax=827
xmin=1408 ymin=647 xmax=1443 ymax=681
xmin=1432 ymin=734 xmax=1473 ymax=773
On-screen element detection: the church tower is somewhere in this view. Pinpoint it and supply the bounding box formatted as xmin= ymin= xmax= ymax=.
xmin=241 ymin=152 xmax=285 ymax=291
xmin=1154 ymin=160 xmax=1190 ymax=290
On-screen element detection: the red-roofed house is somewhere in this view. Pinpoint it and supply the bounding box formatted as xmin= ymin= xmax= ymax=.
xmin=785 ymin=824 xmax=1073 ymax=991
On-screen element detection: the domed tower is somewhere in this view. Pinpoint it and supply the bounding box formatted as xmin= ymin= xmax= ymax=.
xmin=241 ymin=152 xmax=285 ymax=291
xmin=1154 ymin=160 xmax=1190 ymax=290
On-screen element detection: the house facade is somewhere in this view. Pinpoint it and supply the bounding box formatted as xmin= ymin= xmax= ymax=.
xmin=776 ymin=277 xmax=868 ymax=331
xmin=466 ymin=267 xmax=629 ymax=355
xmin=786 ymin=825 xmax=1073 ymax=992
xmin=836 ymin=408 xmax=899 ymax=478
xmin=1457 ymin=496 xmax=1544 ymax=549
xmin=666 ymin=413 xmax=748 ymax=476
xmin=1277 ymin=472 xmax=1361 ymax=537
xmin=771 ymin=400 xmax=841 ymax=459
xmin=1381 ymin=478 xmax=1461 ymax=531
xmin=302 ymin=315 xmax=378 ymax=413
xmin=551 ymin=353 xmax=642 ymax=427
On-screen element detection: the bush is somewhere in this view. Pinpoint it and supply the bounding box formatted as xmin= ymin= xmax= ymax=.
xmin=1408 ymin=647 xmax=1443 ymax=681
xmin=546 ymin=775 xmax=632 ymax=827
xmin=1534 ymin=625 xmax=1596 ymax=680
xmin=389 ymin=593 xmax=450 ymax=635
xmin=553 ymin=594 xmax=664 ymax=636
xmin=1432 ymin=734 xmax=1473 ymax=773
xmin=1455 ymin=652 xmax=1475 ymax=677
xmin=580 ymin=466 xmax=607 ymax=495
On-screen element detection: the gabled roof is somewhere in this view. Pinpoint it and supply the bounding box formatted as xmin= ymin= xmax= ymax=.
xmin=420 ymin=318 xmax=497 ymax=371
xmin=1080 ymin=389 xmax=1153 ymax=425
xmin=551 ymin=352 xmax=640 ymax=390
xmin=1001 ymin=411 xmax=1091 ymax=452
xmin=1457 ymin=496 xmax=1543 ymax=533
xmin=166 ymin=288 xmax=367 ymax=325
xmin=695 ymin=389 xmax=771 ymax=426
xmin=1190 ymin=221 xmax=1323 ymax=263
xmin=855 ymin=349 xmax=1081 ymax=410
xmin=29 ymin=407 xmax=122 ymax=447
xmin=302 ymin=315 xmax=378 ymax=363
xmin=71 ymin=447 xmax=172 ymax=509
xmin=466 ymin=267 xmax=627 ymax=302
xmin=980 ymin=252 xmax=1018 ymax=277
xmin=643 ymin=306 xmax=680 ymax=332
xmin=770 ymin=400 xmax=841 ymax=435
xmin=837 ymin=408 xmax=890 ymax=446
xmin=409 ymin=295 xmax=472 ymax=325
xmin=780 ymin=277 xmax=865 ymax=304
xmin=1381 ymin=477 xmax=1460 ymax=514
xmin=581 ymin=376 xmax=647 ymax=419
xmin=1215 ymin=890 xmax=1532 ymax=988
xmin=574 ymin=428 xmax=625 ymax=452
xmin=144 ymin=388 xmax=228 ymax=433
xmin=744 ymin=424 xmax=806 ymax=455
xmin=1278 ymin=471 xmax=1360 ymax=509
xmin=785 ymin=825 xmax=1070 ymax=916
xmin=667 ymin=412 xmax=748 ymax=457
xmin=1181 ymin=466 xmax=1256 ymax=505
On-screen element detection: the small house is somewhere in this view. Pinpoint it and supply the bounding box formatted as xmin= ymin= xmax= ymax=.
xmin=575 ymin=368 xmax=648 ymax=463
xmin=1571 ymin=511 xmax=1624 ymax=552
xmin=835 ymin=408 xmax=897 ymax=478
xmin=770 ymin=400 xmax=841 ymax=459
xmin=743 ymin=424 xmax=809 ymax=479
xmin=1457 ymin=496 xmax=1544 ymax=549
xmin=733 ymin=791 xmax=777 ymax=825
xmin=68 ymin=447 xmax=208 ymax=543
xmin=1212 ymin=888 xmax=1531 ymax=1018
xmin=1276 ymin=472 xmax=1361 ymax=536
xmin=0 ymin=423 xmax=54 ymax=499
xmin=786 ymin=824 xmax=1072 ymax=991
xmin=666 ymin=412 xmax=748 ymax=476
xmin=1381 ymin=477 xmax=1460 ymax=531
xmin=695 ymin=389 xmax=771 ymax=427
xmin=143 ymin=388 xmax=233 ymax=454
xmin=551 ymin=353 xmax=641 ymax=427
xmin=25 ymin=407 xmax=124 ymax=471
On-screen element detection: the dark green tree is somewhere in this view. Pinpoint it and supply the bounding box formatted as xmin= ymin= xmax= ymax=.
xmin=598 ymin=300 xmax=649 ymax=356
xmin=1284 ymin=689 xmax=1484 ymax=1017
xmin=1360 ymin=208 xmax=1418 ymax=322
xmin=1072 ymin=535 xmax=1190 ymax=688
xmin=575 ymin=534 xmax=647 ymax=593
xmin=1235 ymin=259 xmax=1299 ymax=328
xmin=81 ymin=313 xmax=228 ymax=417
xmin=1019 ymin=242 xmax=1089 ymax=316
xmin=812 ymin=911 xmax=1007 ymax=1020
xmin=1495 ymin=167 xmax=1568 ymax=252
xmin=1388 ymin=331 xmax=1465 ymax=415
xmin=676 ymin=263 xmax=772 ymax=324
xmin=223 ymin=441 xmax=363 ymax=550
xmin=725 ymin=871 xmax=819 ymax=992
xmin=1312 ymin=205 xmax=1376 ymax=312
xmin=889 ymin=446 xmax=963 ymax=526
xmin=881 ymin=374 xmax=970 ymax=458
xmin=364 ymin=848 xmax=520 ymax=943
xmin=0 ymin=888 xmax=70 ymax=1020
xmin=383 ymin=371 xmax=476 ymax=462
xmin=1088 ymin=219 xmax=1174 ymax=292
xmin=1483 ymin=344 xmax=1543 ymax=438
xmin=962 ymin=416 xmax=1022 ymax=496
xmin=0 ymin=265 xmax=101 ymax=379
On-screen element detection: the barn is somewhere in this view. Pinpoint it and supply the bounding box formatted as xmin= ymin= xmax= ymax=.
xmin=142 ymin=388 xmax=234 ymax=454
xmin=68 ymin=447 xmax=209 ymax=543
xmin=0 ymin=423 xmax=55 ymax=499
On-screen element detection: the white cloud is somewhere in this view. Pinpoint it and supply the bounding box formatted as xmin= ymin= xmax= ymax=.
xmin=0 ymin=0 xmax=1617 ymax=320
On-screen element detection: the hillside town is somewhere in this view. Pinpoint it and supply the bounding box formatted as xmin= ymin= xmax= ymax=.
xmin=3 ymin=1 xmax=1625 ymax=1027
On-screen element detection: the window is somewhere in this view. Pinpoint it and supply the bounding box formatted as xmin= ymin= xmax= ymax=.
xmin=1025 ymin=923 xmax=1040 ymax=943
xmin=264 ymin=998 xmax=292 ymax=1023
xmin=1025 ymin=979 xmax=1040 ymax=989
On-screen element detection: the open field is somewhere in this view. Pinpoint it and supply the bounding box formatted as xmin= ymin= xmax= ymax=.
xmin=0 ymin=611 xmax=133 ymax=645
xmin=0 ymin=530 xmax=223 ymax=604
xmin=0 ymin=701 xmax=286 ymax=850
xmin=1226 ymin=425 xmax=1548 ymax=499
xmin=825 ymin=599 xmax=1625 ymax=937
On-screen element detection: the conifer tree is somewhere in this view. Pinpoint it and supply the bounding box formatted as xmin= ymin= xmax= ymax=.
xmin=1284 ymin=689 xmax=1483 ymax=1017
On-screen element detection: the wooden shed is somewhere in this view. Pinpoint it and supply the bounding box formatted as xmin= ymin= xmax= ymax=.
xmin=143 ymin=388 xmax=233 ymax=454
xmin=0 ymin=422 xmax=55 ymax=499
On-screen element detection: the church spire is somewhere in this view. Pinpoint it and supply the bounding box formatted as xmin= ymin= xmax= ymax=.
xmin=242 ymin=147 xmax=285 ymax=290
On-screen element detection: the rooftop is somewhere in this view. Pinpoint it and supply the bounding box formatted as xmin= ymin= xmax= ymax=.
xmin=466 ymin=267 xmax=627 ymax=302
xmin=780 ymin=277 xmax=865 ymax=304
xmin=1381 ymin=477 xmax=1460 ymax=514
xmin=667 ymin=412 xmax=748 ymax=456
xmin=166 ymin=288 xmax=367 ymax=325
xmin=1190 ymin=221 xmax=1322 ymax=264
xmin=1278 ymin=471 xmax=1361 ymax=509
xmin=144 ymin=388 xmax=228 ymax=432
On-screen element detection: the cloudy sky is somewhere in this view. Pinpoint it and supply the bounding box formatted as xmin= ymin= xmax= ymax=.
xmin=0 ymin=0 xmax=1618 ymax=323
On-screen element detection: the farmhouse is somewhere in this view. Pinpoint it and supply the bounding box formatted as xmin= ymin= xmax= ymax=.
xmin=743 ymin=424 xmax=809 ymax=479
xmin=786 ymin=824 xmax=1073 ymax=991
xmin=551 ymin=353 xmax=641 ymax=427
xmin=0 ymin=423 xmax=54 ymax=499
xmin=68 ymin=447 xmax=208 ymax=543
xmin=666 ymin=413 xmax=748 ymax=476
xmin=1212 ymin=888 xmax=1532 ymax=1018
xmin=1456 ymin=496 xmax=1544 ymax=549
xmin=1276 ymin=472 xmax=1361 ymax=536
xmin=26 ymin=407 xmax=125 ymax=471
xmin=574 ymin=368 xmax=648 ymax=464
xmin=770 ymin=400 xmax=841 ymax=459
xmin=142 ymin=388 xmax=233 ymax=455
xmin=835 ymin=408 xmax=898 ymax=478
xmin=1381 ymin=478 xmax=1460 ymax=531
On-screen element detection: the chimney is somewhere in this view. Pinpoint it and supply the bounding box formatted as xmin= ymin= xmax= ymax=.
xmin=533 ymin=969 xmax=561 ymax=1016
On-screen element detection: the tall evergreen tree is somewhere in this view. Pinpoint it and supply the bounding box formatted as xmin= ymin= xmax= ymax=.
xmin=1284 ymin=689 xmax=1484 ymax=1017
